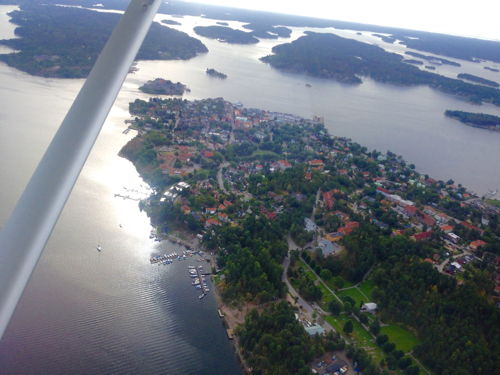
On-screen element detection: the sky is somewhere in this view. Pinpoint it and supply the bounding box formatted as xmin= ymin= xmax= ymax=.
xmin=185 ymin=0 xmax=500 ymax=41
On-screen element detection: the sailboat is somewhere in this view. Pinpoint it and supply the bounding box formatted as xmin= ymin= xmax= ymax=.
xmin=96 ymin=244 xmax=102 ymax=252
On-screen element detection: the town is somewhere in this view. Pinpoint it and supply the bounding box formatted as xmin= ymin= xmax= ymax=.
xmin=120 ymin=96 xmax=500 ymax=375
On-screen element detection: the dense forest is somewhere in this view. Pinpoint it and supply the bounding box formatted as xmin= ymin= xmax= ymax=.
xmin=261 ymin=32 xmax=500 ymax=105
xmin=457 ymin=73 xmax=499 ymax=88
xmin=445 ymin=110 xmax=500 ymax=128
xmin=236 ymin=302 xmax=318 ymax=375
xmin=317 ymin=224 xmax=500 ymax=374
xmin=0 ymin=4 xmax=207 ymax=78
xmin=139 ymin=78 xmax=188 ymax=95
xmin=193 ymin=25 xmax=259 ymax=44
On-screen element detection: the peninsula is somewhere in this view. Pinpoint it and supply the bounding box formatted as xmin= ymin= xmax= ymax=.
xmin=457 ymin=73 xmax=499 ymax=88
xmin=121 ymin=96 xmax=500 ymax=375
xmin=139 ymin=79 xmax=189 ymax=95
xmin=445 ymin=110 xmax=500 ymax=130
xmin=0 ymin=4 xmax=207 ymax=78
xmin=261 ymin=32 xmax=500 ymax=105
xmin=205 ymin=68 xmax=227 ymax=79
xmin=193 ymin=25 xmax=259 ymax=44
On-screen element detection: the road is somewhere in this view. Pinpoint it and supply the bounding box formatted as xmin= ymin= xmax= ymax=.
xmin=217 ymin=162 xmax=229 ymax=194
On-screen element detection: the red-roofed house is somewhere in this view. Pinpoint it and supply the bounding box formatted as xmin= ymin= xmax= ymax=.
xmin=419 ymin=213 xmax=436 ymax=227
xmin=205 ymin=218 xmax=221 ymax=227
xmin=440 ymin=225 xmax=454 ymax=233
xmin=412 ymin=231 xmax=433 ymax=241
xmin=376 ymin=187 xmax=390 ymax=196
xmin=461 ymin=221 xmax=484 ymax=234
xmin=205 ymin=207 xmax=217 ymax=214
xmin=181 ymin=205 xmax=191 ymax=214
xmin=469 ymin=240 xmax=486 ymax=251
xmin=323 ymin=191 xmax=334 ymax=210
xmin=305 ymin=172 xmax=312 ymax=181
xmin=404 ymin=205 xmax=418 ymax=217
xmin=201 ymin=150 xmax=214 ymax=158
xmin=308 ymin=159 xmax=324 ymax=168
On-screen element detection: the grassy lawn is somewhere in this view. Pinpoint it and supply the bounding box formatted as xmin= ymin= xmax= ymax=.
xmin=338 ymin=287 xmax=368 ymax=307
xmin=358 ymin=279 xmax=375 ymax=299
xmin=296 ymin=260 xmax=317 ymax=282
xmin=380 ymin=325 xmax=420 ymax=353
xmin=318 ymin=282 xmax=336 ymax=310
xmin=325 ymin=315 xmax=384 ymax=363
xmin=324 ymin=276 xmax=355 ymax=291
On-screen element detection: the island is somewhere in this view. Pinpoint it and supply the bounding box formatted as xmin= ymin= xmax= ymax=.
xmin=260 ymin=32 xmax=500 ymax=105
xmin=121 ymin=95 xmax=500 ymax=375
xmin=242 ymin=22 xmax=292 ymax=39
xmin=425 ymin=65 xmax=436 ymax=70
xmin=484 ymin=66 xmax=499 ymax=72
xmin=445 ymin=110 xmax=500 ymax=130
xmin=205 ymin=68 xmax=227 ymax=79
xmin=402 ymin=59 xmax=423 ymax=65
xmin=0 ymin=3 xmax=208 ymax=78
xmin=457 ymin=73 xmax=499 ymax=88
xmin=193 ymin=25 xmax=259 ymax=44
xmin=161 ymin=19 xmax=181 ymax=26
xmin=216 ymin=21 xmax=229 ymax=26
xmin=139 ymin=78 xmax=189 ymax=95
xmin=404 ymin=51 xmax=461 ymax=67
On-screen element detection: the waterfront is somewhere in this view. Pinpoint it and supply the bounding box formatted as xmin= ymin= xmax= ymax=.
xmin=0 ymin=5 xmax=499 ymax=374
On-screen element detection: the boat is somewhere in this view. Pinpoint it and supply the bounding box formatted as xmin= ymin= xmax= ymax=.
xmin=96 ymin=245 xmax=102 ymax=252
xmin=198 ymin=293 xmax=206 ymax=299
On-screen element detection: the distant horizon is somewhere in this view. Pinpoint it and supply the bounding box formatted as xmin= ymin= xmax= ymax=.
xmin=184 ymin=0 xmax=500 ymax=42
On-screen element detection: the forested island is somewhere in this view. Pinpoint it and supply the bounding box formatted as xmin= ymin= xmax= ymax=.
xmin=139 ymin=79 xmax=188 ymax=95
xmin=261 ymin=32 xmax=500 ymax=105
xmin=242 ymin=22 xmax=292 ymax=39
xmin=193 ymin=25 xmax=258 ymax=44
xmin=484 ymin=66 xmax=499 ymax=72
xmin=457 ymin=73 xmax=499 ymax=88
xmin=372 ymin=33 xmax=396 ymax=43
xmin=4 ymin=0 xmax=500 ymax=63
xmin=206 ymin=68 xmax=227 ymax=79
xmin=0 ymin=4 xmax=207 ymax=78
xmin=404 ymin=51 xmax=461 ymax=67
xmin=161 ymin=19 xmax=181 ymax=26
xmin=402 ymin=59 xmax=423 ymax=65
xmin=445 ymin=110 xmax=500 ymax=130
xmin=121 ymin=96 xmax=500 ymax=375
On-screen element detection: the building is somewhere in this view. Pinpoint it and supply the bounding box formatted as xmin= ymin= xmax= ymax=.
xmin=469 ymin=240 xmax=486 ymax=251
xmin=304 ymin=218 xmax=317 ymax=232
xmin=304 ymin=324 xmax=325 ymax=336
xmin=361 ymin=302 xmax=377 ymax=313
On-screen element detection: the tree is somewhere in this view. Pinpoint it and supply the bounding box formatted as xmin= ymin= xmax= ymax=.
xmin=369 ymin=320 xmax=380 ymax=335
xmin=343 ymin=320 xmax=354 ymax=334
xmin=404 ymin=365 xmax=420 ymax=375
xmin=328 ymin=300 xmax=342 ymax=315
xmin=174 ymin=158 xmax=182 ymax=168
xmin=382 ymin=342 xmax=396 ymax=353
xmin=376 ymin=334 xmax=388 ymax=346
xmin=320 ymin=268 xmax=333 ymax=280
xmin=398 ymin=357 xmax=412 ymax=369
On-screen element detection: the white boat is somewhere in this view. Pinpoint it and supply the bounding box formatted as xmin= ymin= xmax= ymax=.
xmin=96 ymin=245 xmax=102 ymax=252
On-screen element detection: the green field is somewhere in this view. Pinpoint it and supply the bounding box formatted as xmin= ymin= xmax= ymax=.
xmin=318 ymin=282 xmax=336 ymax=310
xmin=338 ymin=287 xmax=368 ymax=307
xmin=324 ymin=276 xmax=355 ymax=291
xmin=296 ymin=260 xmax=317 ymax=281
xmin=325 ymin=315 xmax=384 ymax=362
xmin=380 ymin=325 xmax=420 ymax=353
xmin=358 ymin=279 xmax=375 ymax=299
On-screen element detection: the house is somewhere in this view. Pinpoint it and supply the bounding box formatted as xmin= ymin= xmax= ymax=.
xmin=319 ymin=238 xmax=336 ymax=256
xmin=205 ymin=207 xmax=217 ymax=215
xmin=305 ymin=324 xmax=325 ymax=336
xmin=305 ymin=172 xmax=312 ymax=181
xmin=412 ymin=231 xmax=432 ymax=241
xmin=440 ymin=225 xmax=454 ymax=233
xmin=205 ymin=218 xmax=221 ymax=227
xmin=404 ymin=205 xmax=418 ymax=217
xmin=308 ymin=159 xmax=325 ymax=168
xmin=304 ymin=218 xmax=317 ymax=232
xmin=324 ymin=232 xmax=344 ymax=242
xmin=323 ymin=191 xmax=334 ymax=210
xmin=469 ymin=240 xmax=486 ymax=251
xmin=361 ymin=302 xmax=377 ymax=313
xmin=447 ymin=232 xmax=460 ymax=244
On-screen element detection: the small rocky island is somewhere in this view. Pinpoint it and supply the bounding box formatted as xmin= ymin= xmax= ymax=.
xmin=139 ymin=78 xmax=189 ymax=95
xmin=206 ymin=68 xmax=227 ymax=79
xmin=445 ymin=110 xmax=500 ymax=131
